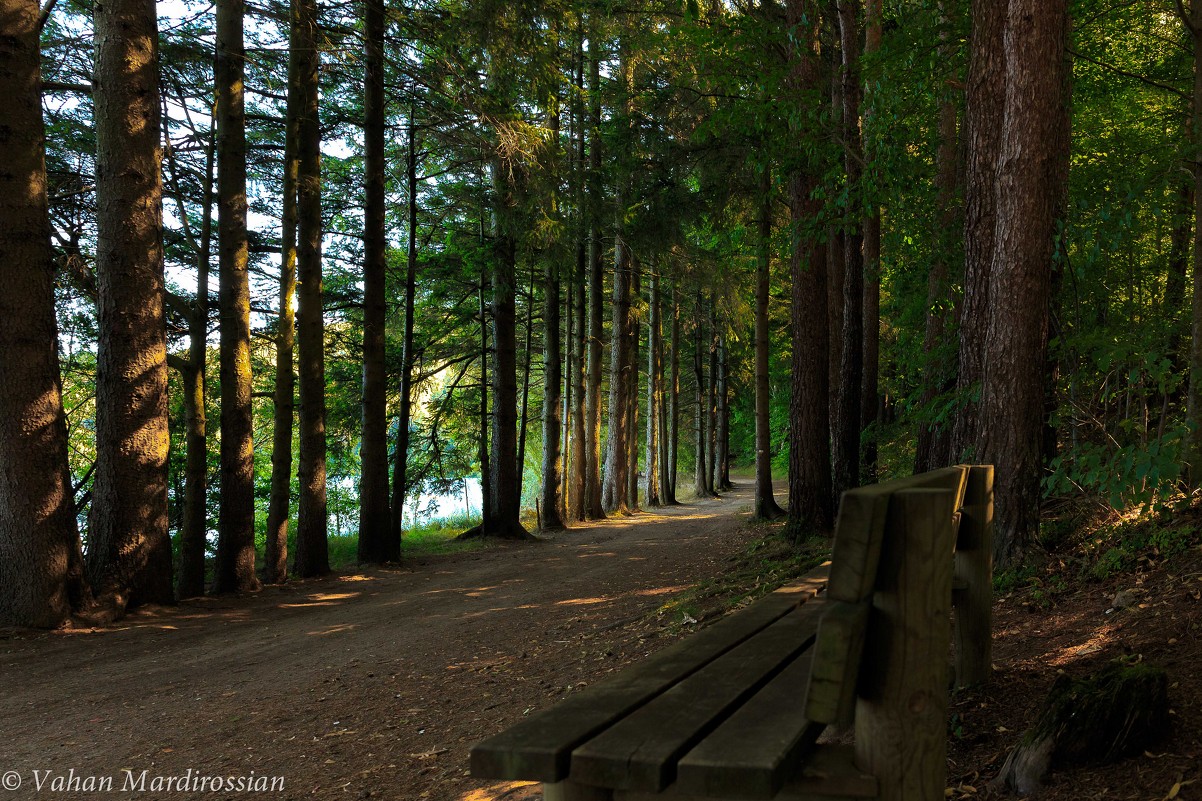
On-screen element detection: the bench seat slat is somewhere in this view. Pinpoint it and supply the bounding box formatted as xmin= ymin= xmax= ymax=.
xmin=674 ymin=649 xmax=823 ymax=799
xmin=470 ymin=566 xmax=830 ymax=783
xmin=568 ymin=603 xmax=827 ymax=793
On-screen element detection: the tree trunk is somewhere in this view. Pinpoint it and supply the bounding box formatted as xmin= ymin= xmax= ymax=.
xmin=478 ymin=276 xmax=492 ymax=533
xmin=701 ymin=303 xmax=711 ymax=493
xmin=569 ymin=29 xmax=588 ymax=520
xmin=293 ymin=0 xmax=330 ymax=577
xmin=0 ymin=0 xmax=88 ymax=627
xmin=860 ymin=0 xmax=882 ymax=481
xmin=953 ymin=0 xmax=1006 ymax=461
xmin=833 ymin=0 xmax=864 ymax=496
xmin=693 ymin=293 xmax=710 ymax=499
xmin=646 ymin=272 xmax=662 ymax=507
xmin=627 ymin=261 xmax=641 ymax=511
xmin=785 ymin=0 xmax=833 ymax=537
xmin=542 ymin=106 xmax=566 ymax=530
xmin=517 ymin=265 xmax=536 ymax=499
xmin=754 ymin=171 xmax=784 ymax=518
xmin=979 ymin=0 xmax=1068 ymax=569
xmin=214 ymin=0 xmax=259 ymax=594
xmin=717 ymin=333 xmax=732 ymax=490
xmin=263 ymin=70 xmax=297 ymax=584
xmin=1186 ymin=5 xmax=1202 ymax=484
xmin=357 ymin=0 xmax=390 ymax=563
xmin=178 ymin=118 xmax=216 ymax=597
xmin=666 ymin=285 xmax=681 ymax=503
xmin=87 ymin=0 xmax=175 ymax=613
xmin=583 ymin=33 xmax=606 ymax=520
xmin=389 ymin=114 xmax=420 ymax=560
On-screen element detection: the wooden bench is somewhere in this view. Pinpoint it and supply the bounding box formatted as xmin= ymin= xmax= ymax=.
xmin=470 ymin=466 xmax=994 ymax=801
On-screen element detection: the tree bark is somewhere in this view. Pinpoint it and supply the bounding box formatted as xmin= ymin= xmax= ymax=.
xmin=542 ymin=104 xmax=566 ymax=530
xmin=693 ymin=292 xmax=710 ymax=499
xmin=627 ymin=261 xmax=641 ymax=510
xmin=833 ymin=0 xmax=864 ymax=496
xmin=646 ymin=272 xmax=662 ymax=507
xmin=979 ymin=0 xmax=1068 ymax=569
xmin=717 ymin=332 xmax=732 ymax=490
xmin=666 ymin=285 xmax=681 ymax=503
xmin=705 ymin=301 xmax=719 ymax=494
xmin=953 ymin=0 xmax=1006 ymax=461
xmin=568 ymin=28 xmax=588 ymax=520
xmin=389 ymin=114 xmax=420 ymax=558
xmin=178 ymin=117 xmax=216 ymax=597
xmin=293 ymin=0 xmax=330 ymax=576
xmin=517 ymin=265 xmax=536 ymax=498
xmin=583 ymin=32 xmax=606 ymax=520
xmin=754 ymin=171 xmax=785 ymax=518
xmin=357 ymin=0 xmax=390 ymax=563
xmin=0 ymin=0 xmax=88 ymax=627
xmin=213 ymin=0 xmax=259 ymax=594
xmin=860 ymin=0 xmax=882 ymax=481
xmin=264 ymin=37 xmax=300 ymax=585
xmin=785 ymin=0 xmax=834 ymax=537
xmin=87 ymin=0 xmax=175 ymax=613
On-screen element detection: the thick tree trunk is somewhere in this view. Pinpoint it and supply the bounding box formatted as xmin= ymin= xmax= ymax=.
xmin=357 ymin=0 xmax=390 ymax=563
xmin=603 ymin=237 xmax=634 ymax=514
xmin=214 ymin=0 xmax=259 ymax=594
xmin=754 ymin=173 xmax=784 ymax=518
xmin=978 ymin=0 xmax=1068 ymax=569
xmin=583 ymin=34 xmax=606 ymax=520
xmin=178 ymin=123 xmax=216 ymax=597
xmin=293 ymin=0 xmax=330 ymax=576
xmin=264 ymin=72 xmax=297 ymax=585
xmin=833 ymin=0 xmax=863 ymax=496
xmin=0 ymin=0 xmax=88 ymax=626
xmin=953 ymin=0 xmax=1006 ymax=460
xmin=87 ymin=0 xmax=175 ymax=612
xmin=785 ymin=0 xmax=833 ymax=537
xmin=389 ymin=115 xmax=420 ymax=560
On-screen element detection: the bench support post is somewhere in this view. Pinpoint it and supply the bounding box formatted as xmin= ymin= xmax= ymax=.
xmin=954 ymin=465 xmax=993 ymax=688
xmin=543 ymin=780 xmax=613 ymax=800
xmin=855 ymin=488 xmax=956 ymax=801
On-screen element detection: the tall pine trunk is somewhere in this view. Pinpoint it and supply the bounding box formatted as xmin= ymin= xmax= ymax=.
xmin=88 ymin=0 xmax=175 ymax=611
xmin=626 ymin=262 xmax=641 ymax=510
xmin=753 ymin=171 xmax=784 ymax=518
xmin=860 ymin=0 xmax=882 ymax=480
xmin=568 ymin=28 xmax=588 ymax=520
xmin=542 ymin=103 xmax=566 ymax=530
xmin=953 ymin=0 xmax=1005 ymax=460
xmin=705 ymin=301 xmax=719 ymax=494
xmin=979 ymin=0 xmax=1068 ymax=569
xmin=717 ymin=333 xmax=731 ymax=490
xmin=293 ymin=0 xmax=330 ymax=576
xmin=646 ymin=272 xmax=662 ymax=507
xmin=389 ymin=115 xmax=420 ymax=558
xmin=693 ymin=293 xmax=709 ymax=499
xmin=357 ymin=0 xmax=390 ymax=563
xmin=178 ymin=119 xmax=216 ymax=597
xmin=667 ymin=286 xmax=680 ymax=502
xmin=214 ymin=0 xmax=259 ymax=594
xmin=785 ymin=0 xmax=833 ymax=537
xmin=264 ymin=72 xmax=297 ymax=584
xmin=0 ymin=0 xmax=88 ymax=626
xmin=583 ymin=33 xmax=606 ymax=520
xmin=833 ymin=0 xmax=864 ymax=495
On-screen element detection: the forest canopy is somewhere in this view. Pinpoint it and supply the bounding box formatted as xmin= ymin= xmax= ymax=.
xmin=0 ymin=0 xmax=1193 ymax=627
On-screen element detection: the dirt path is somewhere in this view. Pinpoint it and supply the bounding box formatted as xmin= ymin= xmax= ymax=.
xmin=0 ymin=487 xmax=764 ymax=801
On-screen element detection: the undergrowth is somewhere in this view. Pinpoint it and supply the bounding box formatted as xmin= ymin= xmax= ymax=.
xmin=654 ymin=523 xmax=829 ymax=631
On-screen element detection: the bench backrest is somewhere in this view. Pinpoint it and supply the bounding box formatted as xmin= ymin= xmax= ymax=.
xmin=804 ymin=465 xmax=990 ymax=726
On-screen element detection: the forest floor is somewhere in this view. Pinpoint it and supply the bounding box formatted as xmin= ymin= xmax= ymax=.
xmin=2 ymin=483 xmax=1201 ymax=801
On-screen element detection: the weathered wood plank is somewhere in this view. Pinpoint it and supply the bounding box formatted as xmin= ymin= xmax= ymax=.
xmin=470 ymin=563 xmax=830 ymax=782
xmin=855 ymin=488 xmax=956 ymax=801
xmin=826 ymin=466 xmax=966 ymax=605
xmin=805 ymin=599 xmax=871 ymax=726
xmin=615 ymin=746 xmax=878 ymax=801
xmin=674 ymin=649 xmax=823 ymax=799
xmin=569 ymin=606 xmax=825 ymax=792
